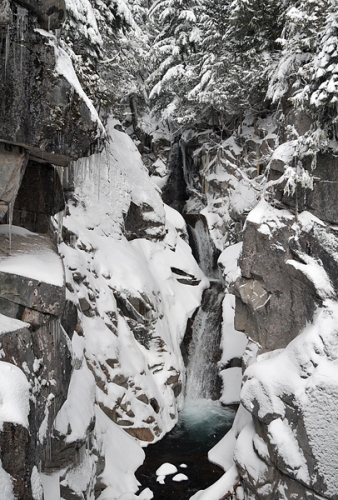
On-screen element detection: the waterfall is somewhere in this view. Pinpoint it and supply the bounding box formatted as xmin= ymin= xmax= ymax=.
xmin=186 ymin=216 xmax=219 ymax=280
xmin=185 ymin=281 xmax=224 ymax=400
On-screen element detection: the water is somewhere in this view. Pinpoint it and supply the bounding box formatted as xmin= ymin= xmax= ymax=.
xmin=186 ymin=217 xmax=219 ymax=279
xmin=185 ymin=281 xmax=224 ymax=400
xmin=136 ymin=400 xmax=235 ymax=500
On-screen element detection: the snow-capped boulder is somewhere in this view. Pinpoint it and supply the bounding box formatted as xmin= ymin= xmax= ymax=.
xmin=236 ymin=301 xmax=338 ymax=499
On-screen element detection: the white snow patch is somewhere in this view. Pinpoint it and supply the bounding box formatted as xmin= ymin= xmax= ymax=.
xmin=156 ymin=463 xmax=178 ymax=476
xmin=0 ymin=314 xmax=29 ymax=335
xmin=0 ymin=362 xmax=30 ymax=430
xmin=54 ymin=360 xmax=96 ymax=442
xmin=0 ymin=226 xmax=64 ymax=286
xmin=172 ymin=473 xmax=188 ymax=482
xmin=0 ymin=460 xmax=15 ymax=500
xmin=220 ymin=367 xmax=242 ymax=405
xmin=190 ymin=464 xmax=239 ymax=500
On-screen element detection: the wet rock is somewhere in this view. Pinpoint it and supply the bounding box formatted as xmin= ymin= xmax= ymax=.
xmin=0 ymin=422 xmax=32 ymax=500
xmin=0 ymin=6 xmax=102 ymax=166
xmin=162 ymin=138 xmax=188 ymax=213
xmin=270 ymin=147 xmax=338 ymax=224
xmin=13 ymin=160 xmax=65 ymax=233
xmin=17 ymin=0 xmax=66 ymax=30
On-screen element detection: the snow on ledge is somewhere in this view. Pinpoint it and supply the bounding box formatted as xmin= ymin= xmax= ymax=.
xmin=0 ymin=362 xmax=30 ymax=430
xmin=0 ymin=225 xmax=64 ymax=287
xmin=0 ymin=314 xmax=30 ymax=335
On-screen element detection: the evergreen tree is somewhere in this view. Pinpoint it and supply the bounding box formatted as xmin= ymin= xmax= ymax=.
xmin=147 ymin=0 xmax=202 ymax=125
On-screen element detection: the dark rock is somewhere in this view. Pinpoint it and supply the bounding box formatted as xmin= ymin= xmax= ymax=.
xmin=16 ymin=0 xmax=66 ymax=30
xmin=13 ymin=160 xmax=65 ymax=233
xmin=136 ymin=393 xmax=149 ymax=405
xmin=162 ymin=138 xmax=188 ymax=213
xmin=150 ymin=397 xmax=160 ymax=414
xmin=233 ymin=208 xmax=320 ymax=351
xmin=0 ymin=422 xmax=32 ymax=500
xmin=61 ymin=299 xmax=78 ymax=338
xmin=270 ymin=150 xmax=338 ymax=224
xmin=124 ymin=427 xmax=155 ymax=442
xmin=124 ymin=201 xmax=165 ymax=241
xmin=0 ymin=8 xmax=102 ymax=166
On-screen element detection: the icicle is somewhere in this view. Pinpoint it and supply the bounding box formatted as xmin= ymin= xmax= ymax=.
xmin=47 ymin=15 xmax=51 ymax=32
xmin=45 ymin=433 xmax=52 ymax=462
xmin=50 ymin=319 xmax=60 ymax=351
xmin=55 ymin=209 xmax=64 ymax=244
xmin=16 ymin=7 xmax=28 ymax=42
xmin=55 ymin=28 xmax=61 ymax=44
xmin=97 ymin=159 xmax=101 ymax=202
xmin=8 ymin=198 xmax=14 ymax=255
xmin=20 ymin=41 xmax=23 ymax=73
xmin=5 ymin=26 xmax=10 ymax=77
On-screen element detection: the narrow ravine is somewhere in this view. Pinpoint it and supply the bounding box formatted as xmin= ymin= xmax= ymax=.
xmin=136 ymin=215 xmax=235 ymax=499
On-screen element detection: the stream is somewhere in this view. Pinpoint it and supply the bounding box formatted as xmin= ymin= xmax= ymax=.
xmin=136 ymin=400 xmax=235 ymax=499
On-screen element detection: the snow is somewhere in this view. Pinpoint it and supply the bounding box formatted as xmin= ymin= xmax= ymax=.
xmin=40 ymin=472 xmax=63 ymax=500
xmin=54 ymin=360 xmax=96 ymax=442
xmin=286 ymin=255 xmax=334 ymax=299
xmin=208 ymin=405 xmax=251 ymax=471
xmin=268 ymin=418 xmax=309 ymax=483
xmin=155 ymin=464 xmax=188 ymax=484
xmin=239 ymin=300 xmax=338 ymax=494
xmin=53 ymin=118 xmax=209 ymax=497
xmin=0 ymin=460 xmax=15 ymax=500
xmin=31 ymin=466 xmax=43 ymax=500
xmin=53 ymin=43 xmax=104 ymax=134
xmin=156 ymin=463 xmax=177 ymax=476
xmin=0 ymin=362 xmax=30 ymax=430
xmin=220 ymin=295 xmax=247 ymax=366
xmin=95 ymin=407 xmax=145 ymax=499
xmin=0 ymin=314 xmax=29 ymax=335
xmin=234 ymin=421 xmax=267 ymax=484
xmin=190 ymin=464 xmax=239 ymax=500
xmin=172 ymin=473 xmax=188 ymax=482
xmin=218 ymin=242 xmax=242 ymax=288
xmin=220 ymin=367 xmax=242 ymax=405
xmin=0 ymin=226 xmax=64 ymax=286
xmin=246 ymin=199 xmax=293 ymax=231
xmin=35 ymin=29 xmax=104 ymax=135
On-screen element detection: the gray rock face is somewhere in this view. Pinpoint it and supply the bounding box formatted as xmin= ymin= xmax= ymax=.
xmin=0 ymin=1 xmax=103 ymax=166
xmin=270 ymin=147 xmax=338 ymax=224
xmin=0 ymin=227 xmax=73 ymax=498
xmin=233 ymin=202 xmax=321 ymax=351
xmin=124 ymin=201 xmax=166 ymax=241
xmin=232 ymin=103 xmax=338 ymax=499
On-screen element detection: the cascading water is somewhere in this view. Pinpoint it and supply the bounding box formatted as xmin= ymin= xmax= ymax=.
xmin=185 ymin=215 xmax=220 ymax=280
xmin=185 ymin=281 xmax=224 ymax=401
